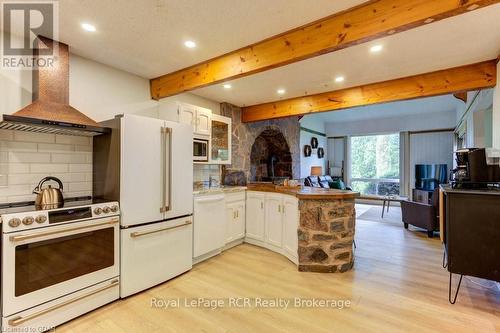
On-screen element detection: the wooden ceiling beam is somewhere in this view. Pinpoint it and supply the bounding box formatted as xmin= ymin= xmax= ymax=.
xmin=241 ymin=60 xmax=497 ymax=123
xmin=150 ymin=0 xmax=500 ymax=100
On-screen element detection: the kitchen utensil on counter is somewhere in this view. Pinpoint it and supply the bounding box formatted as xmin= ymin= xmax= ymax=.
xmin=33 ymin=176 xmax=64 ymax=210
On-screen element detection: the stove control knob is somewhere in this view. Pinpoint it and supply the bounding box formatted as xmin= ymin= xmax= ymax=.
xmin=8 ymin=218 xmax=21 ymax=228
xmin=22 ymin=217 xmax=34 ymax=225
xmin=103 ymin=206 xmax=111 ymax=214
xmin=110 ymin=205 xmax=119 ymax=213
xmin=35 ymin=215 xmax=47 ymax=224
xmin=94 ymin=207 xmax=103 ymax=215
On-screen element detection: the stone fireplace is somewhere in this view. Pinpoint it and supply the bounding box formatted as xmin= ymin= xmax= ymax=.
xmin=220 ymin=103 xmax=300 ymax=182
xmin=250 ymin=128 xmax=293 ymax=182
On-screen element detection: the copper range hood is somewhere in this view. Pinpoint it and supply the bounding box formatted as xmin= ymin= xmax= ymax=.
xmin=0 ymin=37 xmax=109 ymax=136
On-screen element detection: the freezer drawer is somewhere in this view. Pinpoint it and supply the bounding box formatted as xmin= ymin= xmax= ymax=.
xmin=120 ymin=217 xmax=193 ymax=298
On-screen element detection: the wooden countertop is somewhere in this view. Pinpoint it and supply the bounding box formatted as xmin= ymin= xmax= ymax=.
xmin=247 ymin=183 xmax=359 ymax=200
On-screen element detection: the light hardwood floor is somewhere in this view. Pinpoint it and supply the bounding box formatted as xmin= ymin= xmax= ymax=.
xmin=58 ymin=213 xmax=500 ymax=333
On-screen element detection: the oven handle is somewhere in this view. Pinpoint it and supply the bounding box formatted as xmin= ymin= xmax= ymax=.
xmin=9 ymin=219 xmax=119 ymax=243
xmin=8 ymin=279 xmax=119 ymax=327
xmin=130 ymin=220 xmax=192 ymax=238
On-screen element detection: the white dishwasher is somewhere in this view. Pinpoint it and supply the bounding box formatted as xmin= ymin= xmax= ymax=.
xmin=193 ymin=194 xmax=226 ymax=260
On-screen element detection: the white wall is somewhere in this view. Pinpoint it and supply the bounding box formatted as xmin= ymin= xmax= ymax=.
xmin=300 ymin=116 xmax=327 ymax=178
xmin=69 ymin=55 xmax=159 ymax=121
xmin=456 ymin=89 xmax=494 ymax=148
xmin=326 ymin=110 xmax=456 ymax=137
xmin=158 ymin=92 xmax=221 ymax=121
xmin=409 ymin=131 xmax=454 ymax=193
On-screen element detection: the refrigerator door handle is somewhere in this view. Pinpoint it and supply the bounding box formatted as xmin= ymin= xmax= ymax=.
xmin=164 ymin=127 xmax=172 ymax=212
xmin=160 ymin=127 xmax=167 ymax=213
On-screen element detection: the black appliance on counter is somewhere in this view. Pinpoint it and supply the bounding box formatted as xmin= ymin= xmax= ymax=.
xmin=450 ymin=148 xmax=500 ymax=189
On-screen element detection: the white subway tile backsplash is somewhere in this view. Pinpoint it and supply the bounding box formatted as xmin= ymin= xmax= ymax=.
xmin=55 ymin=135 xmax=91 ymax=146
xmin=0 ymin=131 xmax=93 ymax=203
xmin=38 ymin=143 xmax=74 ymax=153
xmin=69 ymin=164 xmax=92 ymax=173
xmin=13 ymin=131 xmax=55 ymax=143
xmin=30 ymin=164 xmax=69 ymax=173
xmin=0 ymin=141 xmax=37 ymax=152
xmin=51 ymin=153 xmax=88 ymax=164
xmin=68 ymin=182 xmax=92 ymax=192
xmin=8 ymin=174 xmax=46 ymax=185
xmin=8 ymin=163 xmax=30 ymax=174
xmin=0 ymin=184 xmax=31 ymax=196
xmin=9 ymin=152 xmax=51 ymax=163
xmin=75 ymin=145 xmax=92 ymax=152
xmin=0 ymin=130 xmax=13 ymax=141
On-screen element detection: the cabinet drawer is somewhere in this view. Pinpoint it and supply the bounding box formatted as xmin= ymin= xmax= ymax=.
xmin=225 ymin=191 xmax=245 ymax=203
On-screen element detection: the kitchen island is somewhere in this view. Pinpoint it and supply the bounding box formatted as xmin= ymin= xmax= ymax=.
xmin=247 ymin=183 xmax=359 ymax=273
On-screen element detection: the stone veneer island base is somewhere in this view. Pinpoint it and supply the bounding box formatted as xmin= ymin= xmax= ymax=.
xmin=247 ymin=184 xmax=359 ymax=273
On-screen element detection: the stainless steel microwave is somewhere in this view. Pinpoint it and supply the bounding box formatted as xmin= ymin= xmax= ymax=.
xmin=193 ymin=138 xmax=209 ymax=162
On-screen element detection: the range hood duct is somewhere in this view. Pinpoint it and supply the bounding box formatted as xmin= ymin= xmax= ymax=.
xmin=0 ymin=37 xmax=109 ymax=136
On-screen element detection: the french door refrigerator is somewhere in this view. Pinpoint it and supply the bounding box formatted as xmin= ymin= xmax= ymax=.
xmin=93 ymin=114 xmax=193 ymax=297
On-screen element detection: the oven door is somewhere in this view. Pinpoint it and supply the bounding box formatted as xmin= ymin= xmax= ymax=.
xmin=193 ymin=138 xmax=208 ymax=162
xmin=2 ymin=217 xmax=120 ymax=316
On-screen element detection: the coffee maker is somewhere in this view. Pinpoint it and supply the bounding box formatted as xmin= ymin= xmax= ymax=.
xmin=451 ymin=148 xmax=500 ymax=189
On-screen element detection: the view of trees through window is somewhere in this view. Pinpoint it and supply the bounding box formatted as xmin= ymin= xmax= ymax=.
xmin=350 ymin=133 xmax=400 ymax=196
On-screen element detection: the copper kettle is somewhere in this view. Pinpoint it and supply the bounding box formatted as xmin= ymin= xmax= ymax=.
xmin=33 ymin=177 xmax=64 ymax=209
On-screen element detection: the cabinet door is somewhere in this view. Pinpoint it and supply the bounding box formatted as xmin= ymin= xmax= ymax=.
xmin=225 ymin=204 xmax=236 ymax=244
xmin=195 ymin=107 xmax=212 ymax=136
xmin=234 ymin=202 xmax=246 ymax=240
xmin=283 ymin=195 xmax=299 ymax=259
xmin=120 ymin=114 xmax=165 ymax=226
xmin=210 ymin=114 xmax=231 ymax=164
xmin=178 ymin=103 xmax=196 ymax=132
xmin=265 ymin=193 xmax=283 ymax=248
xmin=246 ymin=192 xmax=265 ymax=241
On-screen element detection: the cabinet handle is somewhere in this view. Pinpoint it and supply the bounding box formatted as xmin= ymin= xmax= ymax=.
xmin=282 ymin=205 xmax=285 ymax=214
xmin=236 ymin=210 xmax=239 ymax=218
xmin=278 ymin=205 xmax=281 ymax=213
xmin=261 ymin=202 xmax=263 ymax=209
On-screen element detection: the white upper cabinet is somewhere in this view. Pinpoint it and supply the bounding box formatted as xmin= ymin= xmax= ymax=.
xmin=210 ymin=114 xmax=232 ymax=164
xmin=178 ymin=103 xmax=212 ymax=136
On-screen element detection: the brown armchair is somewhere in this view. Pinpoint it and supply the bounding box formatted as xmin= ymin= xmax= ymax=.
xmin=401 ymin=188 xmax=440 ymax=238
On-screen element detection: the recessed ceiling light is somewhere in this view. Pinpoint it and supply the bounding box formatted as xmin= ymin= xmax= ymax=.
xmin=335 ymin=76 xmax=345 ymax=83
xmin=277 ymin=88 xmax=286 ymax=95
xmin=370 ymin=44 xmax=383 ymax=53
xmin=223 ymin=84 xmax=232 ymax=89
xmin=184 ymin=40 xmax=196 ymax=48
xmin=424 ymin=18 xmax=435 ymax=24
xmin=81 ymin=23 xmax=96 ymax=32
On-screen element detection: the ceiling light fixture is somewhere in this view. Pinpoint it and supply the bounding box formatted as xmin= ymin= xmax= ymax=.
xmin=277 ymin=89 xmax=286 ymax=95
xmin=81 ymin=23 xmax=96 ymax=32
xmin=335 ymin=76 xmax=345 ymax=83
xmin=223 ymin=84 xmax=232 ymax=89
xmin=424 ymin=18 xmax=435 ymax=24
xmin=370 ymin=44 xmax=383 ymax=53
xmin=184 ymin=40 xmax=196 ymax=48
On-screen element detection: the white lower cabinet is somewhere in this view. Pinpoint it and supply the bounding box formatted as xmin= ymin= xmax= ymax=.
xmin=265 ymin=193 xmax=284 ymax=249
xmin=245 ymin=192 xmax=265 ymax=241
xmin=225 ymin=192 xmax=246 ymax=244
xmin=246 ymin=191 xmax=299 ymax=264
xmin=193 ymin=191 xmax=245 ymax=263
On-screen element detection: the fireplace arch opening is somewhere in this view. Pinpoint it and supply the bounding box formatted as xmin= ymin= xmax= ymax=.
xmin=250 ymin=127 xmax=292 ymax=182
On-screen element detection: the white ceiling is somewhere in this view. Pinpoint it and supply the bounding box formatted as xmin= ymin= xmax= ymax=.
xmin=47 ymin=0 xmax=366 ymax=78
xmin=304 ymin=94 xmax=460 ymax=124
xmin=193 ymin=4 xmax=500 ymax=106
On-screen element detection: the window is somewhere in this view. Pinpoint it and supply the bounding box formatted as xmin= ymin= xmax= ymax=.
xmin=350 ymin=133 xmax=400 ymax=195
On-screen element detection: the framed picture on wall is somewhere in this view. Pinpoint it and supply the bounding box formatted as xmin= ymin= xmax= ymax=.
xmin=317 ymin=147 xmax=325 ymax=159
xmin=304 ymin=145 xmax=312 ymax=157
xmin=311 ymin=137 xmax=319 ymax=149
